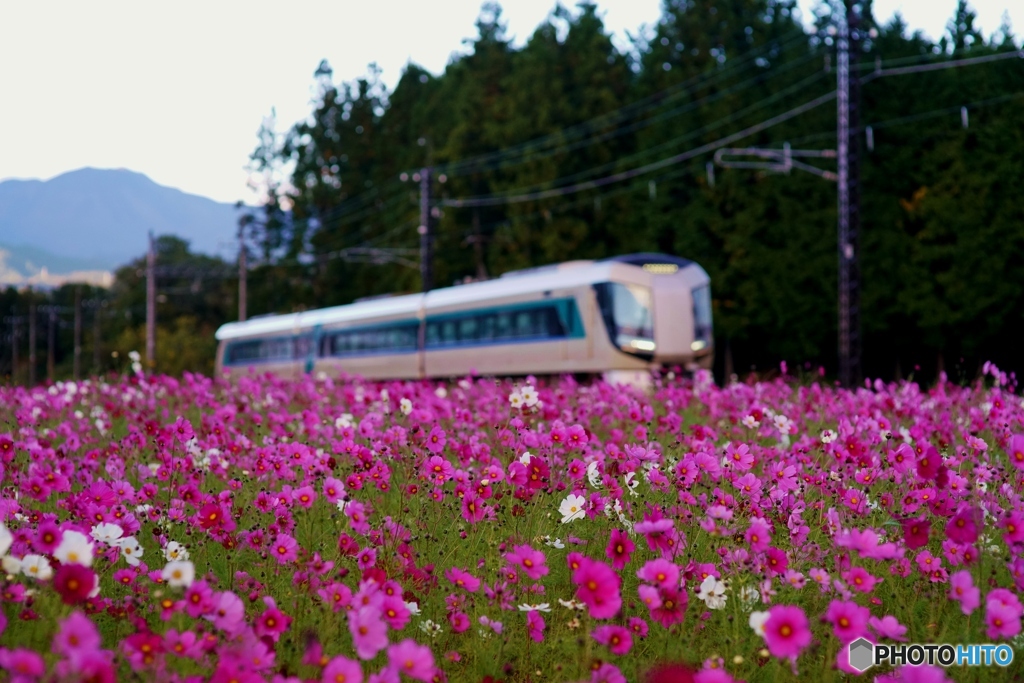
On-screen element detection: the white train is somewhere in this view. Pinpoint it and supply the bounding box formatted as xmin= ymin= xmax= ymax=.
xmin=214 ymin=253 xmax=713 ymax=381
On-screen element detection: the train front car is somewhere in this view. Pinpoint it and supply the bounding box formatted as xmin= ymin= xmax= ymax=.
xmin=597 ymin=254 xmax=714 ymax=374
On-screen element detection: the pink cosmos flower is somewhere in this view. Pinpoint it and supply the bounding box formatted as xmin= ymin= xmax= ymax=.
xmin=0 ymin=648 xmax=45 ymax=683
xmin=255 ymin=596 xmax=292 ymax=642
xmin=348 ymin=606 xmax=389 ymax=660
xmin=356 ymin=548 xmax=377 ymax=570
xmin=448 ymin=611 xmax=470 ymax=633
xmin=868 ymin=615 xmax=908 ymax=642
xmin=52 ymin=611 xmax=101 ymax=662
xmin=606 ymin=528 xmax=634 ymax=570
xmin=461 ymin=494 xmax=487 ymax=524
xmin=505 ymin=545 xmax=548 ymax=580
xmin=744 ymin=519 xmax=771 ymax=552
xmin=445 ymin=567 xmax=480 ymax=592
xmin=425 ymin=426 xmax=446 ymax=454
xmin=843 ymin=566 xmax=881 ymax=593
xmin=271 ymin=533 xmax=299 ymax=564
xmin=763 ymin=605 xmax=812 ymax=659
xmin=526 ymin=610 xmax=545 ymax=642
xmin=591 ymin=662 xmax=627 ymax=683
xmin=573 ymin=557 xmax=622 ymax=619
xmin=592 ymin=624 xmax=632 ymax=655
xmin=824 ymin=599 xmax=870 ymax=643
xmin=948 ymin=570 xmax=980 ymax=614
xmin=323 ymin=477 xmax=345 ymax=504
xmin=207 ymin=591 xmax=246 ymax=637
xmin=1007 ymin=433 xmax=1024 ymax=470
xmin=724 ymin=442 xmax=754 ymax=470
xmin=322 ymin=655 xmax=363 ymax=683
xmin=637 ymin=559 xmax=680 ymax=590
xmin=184 ymin=580 xmax=215 ymax=618
xmin=1001 ymin=512 xmax=1024 ymax=546
xmin=53 ymin=564 xmax=96 ymax=606
xmin=650 ymin=586 xmax=687 ymax=628
xmin=380 ymin=595 xmax=411 ymax=630
xmin=901 ymin=517 xmax=930 ymax=549
xmin=292 ymin=485 xmax=317 ymax=508
xmin=945 ymin=506 xmax=981 ymax=545
xmin=985 ymin=600 xmax=1022 ymax=639
xmin=387 ymin=639 xmax=434 ymax=682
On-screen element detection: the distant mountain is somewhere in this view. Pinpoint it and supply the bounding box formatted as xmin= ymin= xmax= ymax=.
xmin=0 ymin=168 xmax=244 ymax=280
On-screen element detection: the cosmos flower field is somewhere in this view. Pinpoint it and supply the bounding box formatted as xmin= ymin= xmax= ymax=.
xmin=0 ymin=365 xmax=1022 ymax=683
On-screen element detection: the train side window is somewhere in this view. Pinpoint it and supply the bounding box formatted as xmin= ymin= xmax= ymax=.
xmin=459 ymin=316 xmax=478 ymax=342
xmin=480 ymin=314 xmax=496 ymax=341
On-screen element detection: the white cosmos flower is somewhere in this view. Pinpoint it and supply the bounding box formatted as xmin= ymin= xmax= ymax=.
xmin=0 ymin=522 xmax=12 ymax=557
xmin=334 ymin=414 xmax=354 ymax=429
xmin=54 ymin=530 xmax=94 ymax=567
xmin=557 ymin=598 xmax=587 ymax=611
xmin=521 ymin=385 xmax=539 ymax=407
xmin=164 ymin=541 xmax=189 ymax=562
xmin=22 ymin=554 xmax=53 ymax=581
xmin=821 ymin=430 xmax=836 ymax=444
xmin=509 ymin=391 xmax=524 ymax=409
xmin=749 ymin=610 xmax=770 ymax=638
xmin=434 ymin=386 xmax=447 ymax=399
xmin=405 ymin=601 xmax=421 ymax=616
xmin=586 ymin=461 xmax=602 ymax=488
xmin=519 ymin=452 xmax=533 ymax=465
xmin=90 ymin=522 xmax=124 ymax=546
xmin=2 ymin=555 xmax=23 ymax=575
xmin=118 ymin=537 xmax=143 ymax=566
xmin=400 ymin=398 xmax=413 ymax=415
xmin=559 ymin=493 xmax=587 ymax=523
xmin=161 ymin=560 xmax=195 ymax=588
xmin=742 ymin=415 xmax=760 ymax=428
xmin=541 ymin=536 xmax=565 ymax=549
xmin=518 ymin=603 xmax=551 ymax=612
xmin=624 ymin=471 xmax=639 ymax=497
xmin=697 ymin=576 xmax=727 ymax=610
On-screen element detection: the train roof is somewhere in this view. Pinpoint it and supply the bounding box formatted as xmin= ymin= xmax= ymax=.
xmin=215 ymin=253 xmax=701 ymax=341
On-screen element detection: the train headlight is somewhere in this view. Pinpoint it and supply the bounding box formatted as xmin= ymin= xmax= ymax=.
xmin=629 ymin=339 xmax=656 ymax=352
xmin=691 ymin=340 xmax=707 ymax=352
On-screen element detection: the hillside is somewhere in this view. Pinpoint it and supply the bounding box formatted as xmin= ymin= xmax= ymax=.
xmin=0 ymin=168 xmax=242 ymax=282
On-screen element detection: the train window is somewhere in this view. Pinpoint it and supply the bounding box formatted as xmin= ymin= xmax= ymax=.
xmin=325 ymin=323 xmax=419 ymax=357
xmin=692 ymin=284 xmax=713 ymax=349
xmin=226 ymin=336 xmax=296 ymax=365
xmin=424 ymin=299 xmax=582 ymax=349
xmin=594 ymin=282 xmax=656 ymax=358
xmin=459 ymin=316 xmax=479 ymax=341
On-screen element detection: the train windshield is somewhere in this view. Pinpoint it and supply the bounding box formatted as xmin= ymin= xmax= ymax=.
xmin=691 ymin=284 xmax=712 ymax=351
xmin=594 ymin=282 xmax=655 ymax=357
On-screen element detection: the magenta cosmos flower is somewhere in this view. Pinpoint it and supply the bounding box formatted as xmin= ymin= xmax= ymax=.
xmin=504 ymin=544 xmax=548 ymax=580
xmin=323 ymin=655 xmax=362 ymax=683
xmin=573 ymin=557 xmax=622 ymax=619
xmin=606 ymin=528 xmax=635 ymax=570
xmin=763 ymin=605 xmax=812 ymax=659
xmin=387 ymin=639 xmax=435 ymax=682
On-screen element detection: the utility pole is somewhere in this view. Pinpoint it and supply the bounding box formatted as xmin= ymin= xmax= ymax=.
xmin=238 ymin=221 xmax=247 ymax=322
xmin=28 ymin=295 xmax=37 ymax=386
xmin=8 ymin=311 xmax=18 ymax=384
xmin=146 ymin=231 xmax=156 ymax=370
xmin=418 ymin=167 xmax=434 ymax=292
xmin=837 ymin=0 xmax=862 ymax=388
xmin=73 ymin=287 xmax=82 ymax=381
xmin=46 ymin=306 xmax=56 ymax=383
xmin=92 ymin=302 xmax=102 ymax=373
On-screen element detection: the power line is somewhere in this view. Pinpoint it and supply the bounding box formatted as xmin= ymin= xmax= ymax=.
xmin=428 ymin=29 xmax=815 ymax=176
xmin=441 ymin=90 xmax=837 ymax=208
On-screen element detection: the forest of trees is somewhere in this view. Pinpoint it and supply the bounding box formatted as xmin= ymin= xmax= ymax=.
xmin=2 ymin=0 xmax=1022 ymax=384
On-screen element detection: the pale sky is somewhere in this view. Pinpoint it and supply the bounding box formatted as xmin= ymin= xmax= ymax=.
xmin=0 ymin=0 xmax=1015 ymax=206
